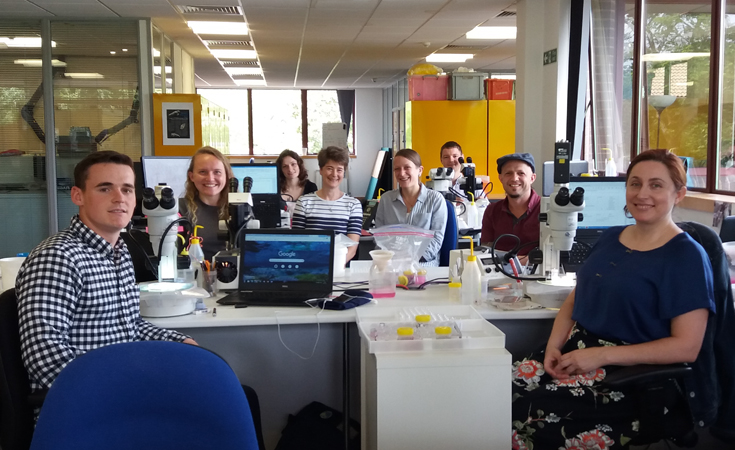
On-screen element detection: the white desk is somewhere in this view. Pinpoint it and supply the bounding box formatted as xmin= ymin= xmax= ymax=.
xmin=148 ymin=268 xmax=557 ymax=449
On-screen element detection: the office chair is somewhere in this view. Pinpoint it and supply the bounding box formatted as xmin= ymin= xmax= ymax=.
xmin=0 ymin=288 xmax=45 ymax=450
xmin=30 ymin=340 xmax=260 ymax=450
xmin=439 ymin=199 xmax=458 ymax=266
xmin=719 ymin=215 xmax=735 ymax=243
xmin=602 ymin=222 xmax=735 ymax=447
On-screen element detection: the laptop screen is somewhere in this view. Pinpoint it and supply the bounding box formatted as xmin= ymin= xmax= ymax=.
xmin=238 ymin=229 xmax=334 ymax=291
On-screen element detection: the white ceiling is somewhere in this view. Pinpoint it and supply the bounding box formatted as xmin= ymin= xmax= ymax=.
xmin=0 ymin=0 xmax=518 ymax=89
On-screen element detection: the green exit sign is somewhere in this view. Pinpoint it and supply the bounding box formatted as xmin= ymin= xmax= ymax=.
xmin=543 ymin=49 xmax=557 ymax=65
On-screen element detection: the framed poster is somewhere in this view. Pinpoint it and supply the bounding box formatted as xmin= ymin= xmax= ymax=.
xmin=161 ymin=102 xmax=195 ymax=146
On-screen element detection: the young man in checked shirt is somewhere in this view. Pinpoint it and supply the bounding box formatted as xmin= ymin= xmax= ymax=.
xmin=15 ymin=151 xmax=198 ymax=397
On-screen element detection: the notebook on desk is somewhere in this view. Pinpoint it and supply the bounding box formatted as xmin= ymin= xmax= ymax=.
xmin=217 ymin=229 xmax=335 ymax=307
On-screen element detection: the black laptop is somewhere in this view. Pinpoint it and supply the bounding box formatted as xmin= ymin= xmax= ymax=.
xmin=217 ymin=229 xmax=335 ymax=307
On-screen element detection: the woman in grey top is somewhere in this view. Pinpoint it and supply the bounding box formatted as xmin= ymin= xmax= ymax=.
xmin=375 ymin=149 xmax=448 ymax=266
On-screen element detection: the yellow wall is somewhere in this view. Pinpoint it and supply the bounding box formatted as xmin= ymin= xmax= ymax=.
xmin=405 ymin=100 xmax=516 ymax=193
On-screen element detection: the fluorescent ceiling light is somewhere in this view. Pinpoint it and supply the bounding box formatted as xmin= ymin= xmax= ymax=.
xmin=210 ymin=49 xmax=257 ymax=59
xmin=225 ymin=67 xmax=262 ymax=76
xmin=153 ymin=48 xmax=160 ymax=57
xmin=153 ymin=66 xmax=173 ymax=75
xmin=235 ymin=79 xmax=266 ymax=86
xmin=64 ymin=73 xmax=104 ymax=79
xmin=642 ymin=52 xmax=709 ymax=62
xmin=0 ymin=37 xmax=55 ymax=48
xmin=14 ymin=58 xmax=67 ymax=67
xmin=466 ymin=26 xmax=516 ymax=40
xmin=188 ymin=21 xmax=249 ymax=35
xmin=426 ymin=53 xmax=473 ymax=63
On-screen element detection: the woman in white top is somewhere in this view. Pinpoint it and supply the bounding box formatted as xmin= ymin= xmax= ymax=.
xmin=375 ymin=149 xmax=448 ymax=266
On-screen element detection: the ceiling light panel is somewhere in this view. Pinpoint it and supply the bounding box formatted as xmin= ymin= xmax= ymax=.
xmin=426 ymin=53 xmax=473 ymax=63
xmin=14 ymin=59 xmax=67 ymax=67
xmin=234 ymin=79 xmax=266 ymax=86
xmin=466 ymin=26 xmax=517 ymax=40
xmin=188 ymin=21 xmax=249 ymax=35
xmin=225 ymin=67 xmax=263 ymax=76
xmin=210 ymin=49 xmax=257 ymax=59
xmin=64 ymin=73 xmax=104 ymax=79
xmin=0 ymin=37 xmax=55 ymax=48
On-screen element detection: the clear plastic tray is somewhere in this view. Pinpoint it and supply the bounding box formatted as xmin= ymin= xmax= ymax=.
xmin=356 ymin=305 xmax=505 ymax=353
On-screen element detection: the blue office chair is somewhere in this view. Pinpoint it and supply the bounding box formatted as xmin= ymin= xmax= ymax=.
xmin=439 ymin=199 xmax=458 ymax=266
xmin=30 ymin=341 xmax=259 ymax=450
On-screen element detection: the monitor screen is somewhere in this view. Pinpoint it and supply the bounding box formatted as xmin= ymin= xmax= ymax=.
xmin=568 ymin=177 xmax=635 ymax=229
xmin=141 ymin=156 xmax=191 ymax=198
xmin=230 ymin=164 xmax=279 ymax=194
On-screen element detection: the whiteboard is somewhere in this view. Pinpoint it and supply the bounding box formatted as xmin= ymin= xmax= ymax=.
xmin=141 ymin=156 xmax=192 ymax=198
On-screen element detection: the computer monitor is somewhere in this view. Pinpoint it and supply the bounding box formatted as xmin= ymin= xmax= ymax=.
xmin=542 ymin=160 xmax=589 ymax=196
xmin=568 ymin=176 xmax=635 ymax=229
xmin=230 ymin=163 xmax=279 ymax=194
xmin=141 ymin=156 xmax=192 ymax=198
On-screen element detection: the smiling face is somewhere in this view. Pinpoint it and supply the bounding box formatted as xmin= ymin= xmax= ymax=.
xmin=188 ymin=153 xmax=226 ymax=202
xmin=281 ymin=156 xmax=300 ymax=180
xmin=441 ymin=146 xmax=463 ymax=176
xmin=393 ymin=155 xmax=423 ymax=189
xmin=71 ymin=163 xmax=135 ymax=244
xmin=319 ymin=159 xmax=345 ymax=190
xmin=626 ymin=160 xmax=686 ymax=225
xmin=499 ymin=160 xmax=536 ymax=200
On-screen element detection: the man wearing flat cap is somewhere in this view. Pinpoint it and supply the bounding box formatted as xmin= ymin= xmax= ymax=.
xmin=481 ymin=153 xmax=540 ymax=257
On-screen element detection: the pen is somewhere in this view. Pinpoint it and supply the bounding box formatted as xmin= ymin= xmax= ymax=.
xmin=212 ymin=307 xmax=217 ymax=317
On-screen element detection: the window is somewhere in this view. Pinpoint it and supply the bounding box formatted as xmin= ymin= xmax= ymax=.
xmin=198 ymin=88 xmax=355 ymax=156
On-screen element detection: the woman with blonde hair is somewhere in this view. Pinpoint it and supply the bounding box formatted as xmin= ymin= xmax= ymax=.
xmin=179 ymin=146 xmax=233 ymax=261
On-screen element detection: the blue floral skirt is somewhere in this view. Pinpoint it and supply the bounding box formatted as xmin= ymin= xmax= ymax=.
xmin=511 ymin=323 xmax=639 ymax=450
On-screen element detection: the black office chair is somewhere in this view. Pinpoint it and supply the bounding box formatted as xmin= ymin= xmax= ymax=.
xmin=602 ymin=222 xmax=735 ymax=447
xmin=0 ymin=288 xmax=46 ymax=450
xmin=719 ymin=215 xmax=735 ymax=243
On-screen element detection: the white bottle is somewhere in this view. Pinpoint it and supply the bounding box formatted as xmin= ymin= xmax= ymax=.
xmin=466 ymin=192 xmax=479 ymax=229
xmin=461 ymin=254 xmax=481 ymax=305
xmin=605 ymin=157 xmax=617 ymax=177
xmin=460 ymin=236 xmax=481 ymax=305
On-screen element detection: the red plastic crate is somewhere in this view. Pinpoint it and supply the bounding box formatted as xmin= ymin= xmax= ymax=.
xmin=486 ymin=79 xmax=514 ymax=100
xmin=409 ymin=75 xmax=449 ymax=101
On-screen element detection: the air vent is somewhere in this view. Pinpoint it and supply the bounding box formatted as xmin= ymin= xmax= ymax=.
xmin=176 ymin=5 xmax=243 ymax=15
xmin=495 ymin=10 xmax=516 ymax=18
xmin=221 ymin=60 xmax=260 ymax=67
xmin=204 ymin=40 xmax=253 ymax=48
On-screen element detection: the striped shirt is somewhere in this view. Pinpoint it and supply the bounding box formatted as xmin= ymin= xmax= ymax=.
xmin=292 ymin=192 xmax=363 ymax=236
xmin=16 ymin=216 xmax=189 ymax=393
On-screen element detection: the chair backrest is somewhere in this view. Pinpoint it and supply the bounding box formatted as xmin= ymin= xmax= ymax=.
xmin=30 ymin=341 xmax=259 ymax=450
xmin=439 ymin=199 xmax=458 ymax=266
xmin=719 ymin=216 xmax=735 ymax=243
xmin=0 ymin=288 xmax=35 ymax=450
xmin=677 ymin=222 xmax=735 ymax=433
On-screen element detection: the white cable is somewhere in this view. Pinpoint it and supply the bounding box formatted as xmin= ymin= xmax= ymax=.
xmin=274 ymin=300 xmax=326 ymax=360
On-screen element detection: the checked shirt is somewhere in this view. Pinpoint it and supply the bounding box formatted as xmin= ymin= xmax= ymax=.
xmin=16 ymin=216 xmax=188 ymax=392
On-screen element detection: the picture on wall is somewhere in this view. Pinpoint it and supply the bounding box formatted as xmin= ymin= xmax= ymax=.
xmin=161 ymin=102 xmax=195 ymax=146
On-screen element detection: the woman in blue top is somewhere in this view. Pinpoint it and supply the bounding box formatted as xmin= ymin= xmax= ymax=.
xmin=374 ymin=149 xmax=447 ymax=266
xmin=511 ymin=149 xmax=715 ymax=449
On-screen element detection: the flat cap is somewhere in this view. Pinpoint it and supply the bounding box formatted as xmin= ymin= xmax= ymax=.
xmin=497 ymin=153 xmax=535 ymax=173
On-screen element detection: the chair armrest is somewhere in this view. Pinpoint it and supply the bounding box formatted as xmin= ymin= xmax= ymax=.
xmin=28 ymin=388 xmax=48 ymax=408
xmin=602 ymin=364 xmax=692 ymax=388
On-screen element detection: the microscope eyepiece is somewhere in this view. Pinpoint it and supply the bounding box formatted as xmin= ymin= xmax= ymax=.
xmin=570 ymin=187 xmax=585 ymax=207
xmin=142 ymin=187 xmax=159 ymax=210
xmin=458 ymin=157 xmax=465 ymax=164
xmin=466 ymin=157 xmax=473 ymax=164
xmin=242 ymin=176 xmax=253 ymax=194
xmin=159 ymin=187 xmax=176 ymax=210
xmin=554 ymin=187 xmax=570 ymax=206
xmin=436 ymin=167 xmax=444 ymax=176
xmin=229 ymin=177 xmax=239 ymax=193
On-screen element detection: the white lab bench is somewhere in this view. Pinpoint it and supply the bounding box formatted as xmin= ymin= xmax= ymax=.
xmin=148 ymin=267 xmax=556 ymax=449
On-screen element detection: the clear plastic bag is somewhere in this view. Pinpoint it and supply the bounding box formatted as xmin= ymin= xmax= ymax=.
xmin=371 ymin=225 xmax=435 ymax=287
